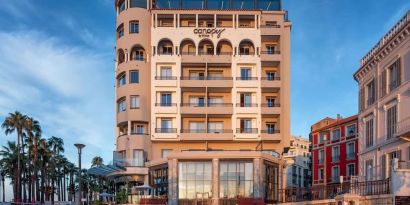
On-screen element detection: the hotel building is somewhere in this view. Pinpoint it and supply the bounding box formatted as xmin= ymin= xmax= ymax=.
xmin=310 ymin=115 xmax=358 ymax=186
xmin=354 ymin=11 xmax=410 ymax=181
xmin=112 ymin=0 xmax=291 ymax=204
xmin=283 ymin=136 xmax=311 ymax=188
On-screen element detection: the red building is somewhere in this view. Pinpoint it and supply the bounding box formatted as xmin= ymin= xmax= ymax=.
xmin=310 ymin=115 xmax=358 ymax=186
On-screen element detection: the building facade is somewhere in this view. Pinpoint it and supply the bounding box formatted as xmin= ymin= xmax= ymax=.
xmin=113 ymin=0 xmax=291 ymax=204
xmin=283 ymin=136 xmax=311 ymax=188
xmin=310 ymin=115 xmax=359 ymax=186
xmin=354 ymin=11 xmax=410 ymax=181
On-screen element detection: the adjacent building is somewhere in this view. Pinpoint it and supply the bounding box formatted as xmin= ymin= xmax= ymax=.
xmin=283 ymin=136 xmax=311 ymax=188
xmin=354 ymin=11 xmax=410 ymax=181
xmin=111 ymin=0 xmax=291 ymax=204
xmin=310 ymin=115 xmax=359 ymax=186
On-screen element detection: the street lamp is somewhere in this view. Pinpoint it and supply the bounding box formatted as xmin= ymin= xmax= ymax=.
xmin=1 ymin=171 xmax=4 ymax=202
xmin=74 ymin=143 xmax=85 ymax=205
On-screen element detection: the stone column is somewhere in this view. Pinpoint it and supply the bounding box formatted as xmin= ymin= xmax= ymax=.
xmin=212 ymin=159 xmax=219 ymax=205
xmin=168 ymin=159 xmax=178 ymax=205
xmin=253 ymin=158 xmax=262 ymax=198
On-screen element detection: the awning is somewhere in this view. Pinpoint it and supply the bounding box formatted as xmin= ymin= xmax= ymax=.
xmin=88 ymin=164 xmax=126 ymax=177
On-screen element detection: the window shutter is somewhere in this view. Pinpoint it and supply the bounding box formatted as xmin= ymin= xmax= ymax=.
xmin=359 ymin=87 xmax=365 ymax=112
xmin=398 ymin=59 xmax=402 ymax=86
xmin=381 ymin=70 xmax=387 ymax=97
xmin=374 ymin=78 xmax=378 ymax=100
xmin=381 ymin=155 xmax=386 ymax=179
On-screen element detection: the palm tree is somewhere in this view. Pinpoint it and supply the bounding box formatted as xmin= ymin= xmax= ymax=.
xmin=0 ymin=141 xmax=19 ymax=199
xmin=1 ymin=111 xmax=28 ymax=201
xmin=24 ymin=117 xmax=41 ymax=202
xmin=91 ymin=156 xmax=104 ymax=167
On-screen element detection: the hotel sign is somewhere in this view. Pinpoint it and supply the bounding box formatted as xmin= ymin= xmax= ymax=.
xmin=193 ymin=28 xmax=226 ymax=38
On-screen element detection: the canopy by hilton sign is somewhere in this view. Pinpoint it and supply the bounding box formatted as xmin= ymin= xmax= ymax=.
xmin=193 ymin=28 xmax=226 ymax=38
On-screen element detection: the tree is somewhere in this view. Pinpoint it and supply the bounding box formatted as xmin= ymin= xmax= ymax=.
xmin=1 ymin=111 xmax=28 ymax=202
xmin=91 ymin=157 xmax=104 ymax=167
xmin=24 ymin=117 xmax=41 ymax=202
xmin=0 ymin=141 xmax=20 ymax=199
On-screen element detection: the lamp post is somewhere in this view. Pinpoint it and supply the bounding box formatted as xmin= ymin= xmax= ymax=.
xmin=74 ymin=143 xmax=85 ymax=205
xmin=1 ymin=171 xmax=4 ymax=202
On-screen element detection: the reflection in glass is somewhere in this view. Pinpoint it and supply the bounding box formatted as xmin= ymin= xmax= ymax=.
xmin=178 ymin=162 xmax=212 ymax=199
xmin=219 ymin=161 xmax=254 ymax=198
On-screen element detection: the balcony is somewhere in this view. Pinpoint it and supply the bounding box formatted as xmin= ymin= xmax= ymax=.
xmin=180 ymin=53 xmax=232 ymax=63
xmin=155 ymin=128 xmax=177 ymax=133
xmin=180 ymin=76 xmax=233 ymax=88
xmin=179 ymin=129 xmax=234 ymax=141
xmin=261 ymin=77 xmax=281 ymax=88
xmin=236 ymin=128 xmax=258 ymax=134
xmin=154 ymin=103 xmax=177 ymax=114
xmin=235 ymin=77 xmax=259 ymax=87
xmin=236 ymin=103 xmax=258 ymax=114
xmin=261 ymin=103 xmax=281 ymax=114
xmin=396 ymin=117 xmax=410 ymax=140
xmin=260 ymin=50 xmax=281 ymax=61
xmin=180 ymin=103 xmax=233 ymax=115
xmin=154 ymin=76 xmax=177 ymax=87
xmin=261 ymin=130 xmax=281 ymax=141
xmin=260 ymin=24 xmax=282 ymax=35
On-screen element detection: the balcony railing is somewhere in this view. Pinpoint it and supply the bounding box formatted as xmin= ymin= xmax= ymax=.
xmin=180 ymin=103 xmax=233 ymax=107
xmin=236 ymin=103 xmax=258 ymax=107
xmin=260 ymin=24 xmax=281 ymax=28
xmin=278 ymin=179 xmax=391 ymax=203
xmin=236 ymin=77 xmax=258 ymax=80
xmin=207 ymin=76 xmax=233 ymax=80
xmin=181 ymin=129 xmax=233 ymax=134
xmin=261 ymin=103 xmax=280 ymax=107
xmin=207 ymin=103 xmax=233 ymax=107
xmin=180 ymin=76 xmax=233 ymax=80
xmin=207 ymin=129 xmax=233 ymax=133
xmin=238 ymin=51 xmax=255 ymax=55
xmin=216 ymin=52 xmax=233 ymax=55
xmin=261 ymin=76 xmax=281 ymax=80
xmin=261 ymin=129 xmax=280 ymax=134
xmin=219 ymin=198 xmax=264 ymax=205
xmin=198 ymin=50 xmax=214 ymax=55
xmin=180 ymin=103 xmax=206 ymax=107
xmin=181 ymin=129 xmax=206 ymax=133
xmin=179 ymin=199 xmax=212 ymax=205
xmin=397 ymin=117 xmax=410 ymax=137
xmin=155 ymin=76 xmax=177 ymax=80
xmin=236 ymin=128 xmax=258 ymax=133
xmin=155 ymin=103 xmax=177 ymax=107
xmin=155 ymin=128 xmax=177 ymax=133
xmin=260 ymin=50 xmax=281 ymax=54
xmin=158 ymin=51 xmax=173 ymax=55
xmin=180 ymin=51 xmax=196 ymax=55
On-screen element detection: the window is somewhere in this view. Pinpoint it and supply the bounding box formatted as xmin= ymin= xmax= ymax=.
xmin=346 ymin=124 xmax=356 ymax=136
xmin=240 ymin=93 xmax=252 ymax=107
xmin=266 ymin=71 xmax=277 ymax=80
xmin=332 ymin=166 xmax=339 ymax=182
xmin=160 ymin=67 xmax=172 ymax=79
xmin=159 ymin=119 xmax=172 ymax=133
xmin=130 ymin=0 xmax=147 ymax=8
xmin=189 ymin=96 xmax=205 ymax=107
xmin=208 ymin=122 xmax=223 ymax=133
xmin=161 ymin=149 xmax=172 ymax=158
xmin=240 ymin=46 xmax=250 ymax=55
xmin=388 ymin=59 xmax=401 ymax=91
xmin=292 ymin=166 xmax=297 ymax=185
xmin=347 ymin=164 xmax=355 ymax=176
xmin=365 ymin=159 xmax=373 ymax=180
xmin=347 ymin=142 xmax=355 ymax=160
xmin=130 ymin=21 xmax=139 ymax=33
xmin=266 ymin=45 xmax=276 ymax=54
xmin=240 ymin=119 xmax=253 ymax=133
xmin=162 ymin=45 xmax=173 ymax=54
xmin=366 ymin=80 xmax=375 ymax=106
xmin=332 ymin=146 xmax=340 ymax=162
xmin=189 ymin=71 xmax=205 ymax=80
xmin=188 ymin=121 xmax=205 ymax=133
xmin=160 ymin=93 xmax=172 ymax=106
xmin=130 ymin=95 xmax=139 ymax=109
xmin=331 ymin=129 xmax=340 ymax=141
xmin=179 ymin=162 xmax=212 ymax=199
xmin=319 ymin=133 xmax=326 ymax=144
xmin=319 ymin=149 xmax=324 ymax=164
xmin=132 ymin=150 xmax=144 ymax=166
xmin=386 ymin=105 xmax=397 ymax=139
xmin=118 ymin=0 xmax=126 ymax=13
xmin=266 ymin=123 xmax=276 ymax=134
xmin=219 ymin=161 xmax=254 ymax=198
xmin=117 ymin=24 xmax=124 ymax=39
xmin=118 ymin=73 xmax=126 ymax=86
xmin=130 ymin=70 xmax=139 ymax=83
xmin=365 ymin=119 xmax=374 ymax=148
xmin=117 ymin=98 xmax=126 ymax=112
xmin=131 ymin=123 xmax=144 ymax=134
xmin=319 ymin=168 xmax=324 ymax=180
xmin=208 ymin=97 xmax=223 ymax=106
xmin=240 ymin=67 xmax=252 ymax=80
xmin=266 ymin=97 xmax=276 ymax=107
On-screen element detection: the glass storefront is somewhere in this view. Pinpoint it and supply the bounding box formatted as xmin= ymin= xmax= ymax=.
xmin=178 ymin=162 xmax=213 ymax=199
xmin=150 ymin=166 xmax=169 ymax=197
xmin=219 ymin=161 xmax=254 ymax=198
xmin=264 ymin=162 xmax=279 ymax=203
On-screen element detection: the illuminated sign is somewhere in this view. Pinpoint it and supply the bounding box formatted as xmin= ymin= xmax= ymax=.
xmin=193 ymin=28 xmax=226 ymax=38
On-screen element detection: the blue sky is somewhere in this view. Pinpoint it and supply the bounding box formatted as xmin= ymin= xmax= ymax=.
xmin=0 ymin=0 xmax=409 ymax=200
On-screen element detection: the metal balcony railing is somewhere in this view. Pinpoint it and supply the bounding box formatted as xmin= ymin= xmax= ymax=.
xmin=261 ymin=129 xmax=280 ymax=134
xmin=236 ymin=76 xmax=258 ymax=80
xmin=207 ymin=129 xmax=233 ymax=133
xmin=207 ymin=103 xmax=233 ymax=107
xmin=155 ymin=76 xmax=177 ymax=80
xmin=155 ymin=128 xmax=177 ymax=133
xmin=181 ymin=129 xmax=206 ymax=133
xmin=207 ymin=76 xmax=233 ymax=80
xmin=261 ymin=76 xmax=281 ymax=80
xmin=236 ymin=103 xmax=258 ymax=107
xmin=236 ymin=128 xmax=258 ymax=134
xmin=155 ymin=103 xmax=177 ymax=107
xmin=261 ymin=103 xmax=280 ymax=107
xmin=260 ymin=24 xmax=281 ymax=28
xmin=260 ymin=50 xmax=281 ymax=54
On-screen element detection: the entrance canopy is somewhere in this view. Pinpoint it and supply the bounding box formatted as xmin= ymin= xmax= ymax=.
xmin=88 ymin=165 xmax=126 ymax=177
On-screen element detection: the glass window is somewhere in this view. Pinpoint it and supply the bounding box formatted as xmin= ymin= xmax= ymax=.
xmin=161 ymin=119 xmax=172 ymax=129
xmin=181 ymin=0 xmax=205 ymax=9
xmin=117 ymin=24 xmax=124 ymax=38
xmin=240 ymin=93 xmax=252 ymax=106
xmin=347 ymin=142 xmax=355 ymax=159
xmin=266 ymin=97 xmax=276 ymax=107
xmin=388 ymin=59 xmax=400 ymax=91
xmin=257 ymin=0 xmax=281 ymax=11
xmin=179 ymin=162 xmax=212 ymax=199
xmin=130 ymin=0 xmax=147 ymax=8
xmin=332 ymin=166 xmax=339 ymax=182
xmin=130 ymin=95 xmax=139 ymax=109
xmin=366 ymin=80 xmax=375 ymax=106
xmin=332 ymin=129 xmax=340 ymax=141
xmin=208 ymin=0 xmax=229 ymax=9
xmin=161 ymin=149 xmax=172 ymax=158
xmin=118 ymin=73 xmax=126 ymax=86
xmin=366 ymin=119 xmax=374 ymax=148
xmin=232 ymin=0 xmax=255 ymax=9
xmin=130 ymin=21 xmax=139 ymax=33
xmin=220 ymin=161 xmax=253 ymax=198
xmin=266 ymin=71 xmax=276 ymax=80
xmin=118 ymin=0 xmax=126 ymax=12
xmin=130 ymin=70 xmax=139 ymax=83
xmin=266 ymin=123 xmax=276 ymax=134
xmin=332 ymin=146 xmax=340 ymax=162
xmin=319 ymin=149 xmax=324 ymax=164
xmin=386 ymin=105 xmax=397 ymax=139
xmin=346 ymin=124 xmax=356 ymax=136
xmin=160 ymin=93 xmax=172 ymax=106
xmin=319 ymin=168 xmax=324 ymax=180
xmin=160 ymin=67 xmax=172 ymax=79
xmin=208 ymin=122 xmax=223 ymax=133
xmin=319 ymin=133 xmax=326 ymax=144
xmin=132 ymin=150 xmax=144 ymax=166
xmin=117 ymin=98 xmax=126 ymax=112
xmin=347 ymin=164 xmax=355 ymax=176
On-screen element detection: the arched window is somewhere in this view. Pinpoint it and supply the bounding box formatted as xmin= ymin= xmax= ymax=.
xmin=239 ymin=39 xmax=255 ymax=55
xmin=117 ymin=49 xmax=125 ymax=65
xmin=216 ymin=39 xmax=233 ymax=55
xmin=117 ymin=0 xmax=126 ymax=13
xmin=198 ymin=39 xmax=214 ymax=55
xmin=130 ymin=45 xmax=145 ymax=61
xmin=158 ymin=39 xmax=174 ymax=55
xmin=180 ymin=39 xmax=196 ymax=55
xmin=117 ymin=23 xmax=124 ymax=39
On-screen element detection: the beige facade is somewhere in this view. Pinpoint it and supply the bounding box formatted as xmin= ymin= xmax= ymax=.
xmin=354 ymin=11 xmax=410 ymax=181
xmin=114 ymin=0 xmax=290 ymax=204
xmin=283 ymin=136 xmax=311 ymax=188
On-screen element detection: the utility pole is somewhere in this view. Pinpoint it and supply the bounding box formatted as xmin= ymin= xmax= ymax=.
xmin=75 ymin=144 xmax=85 ymax=205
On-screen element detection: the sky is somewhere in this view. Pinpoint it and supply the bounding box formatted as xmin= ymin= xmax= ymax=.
xmin=0 ymin=0 xmax=409 ymax=201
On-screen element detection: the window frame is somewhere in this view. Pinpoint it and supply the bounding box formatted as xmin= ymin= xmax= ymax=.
xmin=346 ymin=163 xmax=355 ymax=176
xmin=130 ymin=95 xmax=140 ymax=109
xmin=129 ymin=21 xmax=140 ymax=33
xmin=130 ymin=70 xmax=139 ymax=84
